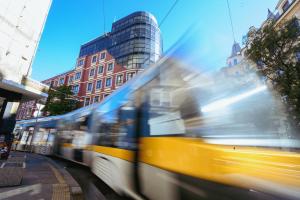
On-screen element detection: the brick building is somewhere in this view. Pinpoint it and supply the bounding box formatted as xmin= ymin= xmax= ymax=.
xmin=17 ymin=11 xmax=162 ymax=119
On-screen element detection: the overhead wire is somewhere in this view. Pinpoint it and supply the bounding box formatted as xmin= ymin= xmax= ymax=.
xmin=140 ymin=0 xmax=180 ymax=67
xmin=159 ymin=0 xmax=179 ymax=28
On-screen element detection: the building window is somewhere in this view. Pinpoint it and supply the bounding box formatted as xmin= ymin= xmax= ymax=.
xmin=98 ymin=65 xmax=104 ymax=74
xmin=108 ymin=63 xmax=114 ymax=71
xmin=85 ymin=98 xmax=90 ymax=106
xmin=105 ymin=77 xmax=112 ymax=87
xmin=87 ymin=82 xmax=93 ymax=92
xmin=59 ymin=78 xmax=64 ymax=85
xmin=96 ymin=80 xmax=102 ymax=89
xmin=100 ymin=52 xmax=106 ymax=60
xmin=73 ymin=85 xmax=79 ymax=94
xmin=77 ymin=59 xmax=84 ymax=67
xmin=94 ymin=96 xmax=99 ymax=103
xmin=75 ymin=72 xmax=81 ymax=80
xmin=116 ymin=74 xmax=123 ymax=86
xmin=126 ymin=72 xmax=135 ymax=81
xmin=282 ymin=1 xmax=290 ymax=12
xmin=69 ymin=76 xmax=74 ymax=84
xmin=233 ymin=59 xmax=237 ymax=65
xmin=92 ymin=55 xmax=97 ymax=63
xmin=89 ymin=68 xmax=95 ymax=77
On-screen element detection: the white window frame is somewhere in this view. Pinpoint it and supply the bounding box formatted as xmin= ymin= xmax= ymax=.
xmin=100 ymin=52 xmax=106 ymax=60
xmin=98 ymin=65 xmax=104 ymax=74
xmin=69 ymin=76 xmax=74 ymax=84
xmin=73 ymin=85 xmax=79 ymax=94
xmin=94 ymin=96 xmax=99 ymax=103
xmin=91 ymin=55 xmax=98 ymax=64
xmin=115 ymin=74 xmax=123 ymax=86
xmin=107 ymin=62 xmax=114 ymax=72
xmin=89 ymin=68 xmax=95 ymax=77
xmin=59 ymin=77 xmax=64 ymax=85
xmin=85 ymin=97 xmax=91 ymax=106
xmin=87 ymin=82 xmax=93 ymax=92
xmin=95 ymin=79 xmax=102 ymax=90
xmin=75 ymin=71 xmax=81 ymax=80
xmin=77 ymin=59 xmax=84 ymax=67
xmin=105 ymin=77 xmax=112 ymax=88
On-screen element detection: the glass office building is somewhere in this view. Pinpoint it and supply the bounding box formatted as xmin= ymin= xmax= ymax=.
xmin=79 ymin=11 xmax=162 ymax=69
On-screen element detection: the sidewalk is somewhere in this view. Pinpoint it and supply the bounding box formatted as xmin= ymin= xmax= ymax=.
xmin=0 ymin=151 xmax=83 ymax=200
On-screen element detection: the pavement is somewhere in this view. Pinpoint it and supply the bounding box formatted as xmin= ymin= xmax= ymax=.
xmin=0 ymin=151 xmax=83 ymax=200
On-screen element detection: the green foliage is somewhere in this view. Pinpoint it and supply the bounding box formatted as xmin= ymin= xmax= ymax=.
xmin=42 ymin=85 xmax=79 ymax=116
xmin=246 ymin=18 xmax=300 ymax=126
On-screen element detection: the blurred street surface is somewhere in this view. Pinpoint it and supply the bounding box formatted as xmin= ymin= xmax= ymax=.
xmin=0 ymin=151 xmax=82 ymax=200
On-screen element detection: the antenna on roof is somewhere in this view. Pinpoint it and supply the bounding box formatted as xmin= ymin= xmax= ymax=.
xmin=226 ymin=0 xmax=236 ymax=42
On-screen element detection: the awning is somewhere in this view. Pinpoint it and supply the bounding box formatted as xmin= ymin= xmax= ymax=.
xmin=0 ymin=78 xmax=48 ymax=100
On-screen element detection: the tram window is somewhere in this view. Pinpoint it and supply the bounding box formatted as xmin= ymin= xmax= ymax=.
xmin=138 ymin=72 xmax=189 ymax=136
xmin=95 ymin=105 xmax=137 ymax=150
xmin=73 ymin=116 xmax=89 ymax=131
xmin=116 ymin=105 xmax=137 ymax=149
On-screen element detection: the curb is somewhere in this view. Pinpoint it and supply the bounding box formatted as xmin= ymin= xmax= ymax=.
xmin=45 ymin=156 xmax=84 ymax=200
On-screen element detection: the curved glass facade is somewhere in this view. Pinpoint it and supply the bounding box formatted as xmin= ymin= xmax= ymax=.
xmin=79 ymin=11 xmax=162 ymax=69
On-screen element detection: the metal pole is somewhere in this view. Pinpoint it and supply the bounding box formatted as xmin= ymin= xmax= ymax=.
xmin=29 ymin=100 xmax=41 ymax=153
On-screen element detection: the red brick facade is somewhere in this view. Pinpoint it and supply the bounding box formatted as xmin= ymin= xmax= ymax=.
xmin=42 ymin=49 xmax=142 ymax=107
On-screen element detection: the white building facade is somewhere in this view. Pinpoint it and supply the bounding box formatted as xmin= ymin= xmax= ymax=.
xmin=0 ymin=0 xmax=52 ymax=140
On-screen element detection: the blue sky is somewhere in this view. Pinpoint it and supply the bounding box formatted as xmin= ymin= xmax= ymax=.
xmin=31 ymin=0 xmax=278 ymax=81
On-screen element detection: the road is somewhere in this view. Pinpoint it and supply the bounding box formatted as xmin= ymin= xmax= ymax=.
xmin=49 ymin=156 xmax=132 ymax=200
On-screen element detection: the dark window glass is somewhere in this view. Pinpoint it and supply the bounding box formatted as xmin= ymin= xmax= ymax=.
xmin=106 ymin=78 xmax=112 ymax=87
xmin=108 ymin=63 xmax=114 ymax=71
xmin=100 ymin=52 xmax=106 ymax=60
xmin=69 ymin=76 xmax=74 ymax=83
xmin=87 ymin=83 xmax=93 ymax=91
xmin=92 ymin=56 xmax=97 ymax=63
xmin=96 ymin=80 xmax=102 ymax=89
xmin=282 ymin=1 xmax=290 ymax=11
xmin=98 ymin=66 xmax=104 ymax=74
xmin=73 ymin=85 xmax=79 ymax=93
xmin=59 ymin=78 xmax=64 ymax=85
xmin=234 ymin=59 xmax=238 ymax=65
xmin=75 ymin=72 xmax=81 ymax=80
xmin=127 ymin=72 xmax=135 ymax=80
xmin=78 ymin=60 xmax=84 ymax=66
xmin=116 ymin=74 xmax=123 ymax=85
xmin=94 ymin=96 xmax=99 ymax=103
xmin=85 ymin=98 xmax=90 ymax=106
xmin=90 ymin=68 xmax=95 ymax=76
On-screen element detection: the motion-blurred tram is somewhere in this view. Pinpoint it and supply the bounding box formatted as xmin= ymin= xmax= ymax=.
xmin=15 ymin=26 xmax=300 ymax=200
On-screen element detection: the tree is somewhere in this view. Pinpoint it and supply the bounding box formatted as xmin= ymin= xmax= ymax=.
xmin=42 ymin=85 xmax=79 ymax=116
xmin=246 ymin=18 xmax=300 ymax=128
